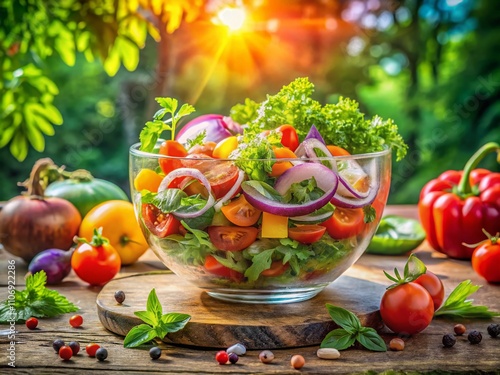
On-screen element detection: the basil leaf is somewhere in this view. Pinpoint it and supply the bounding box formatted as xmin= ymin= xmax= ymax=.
xmin=325 ymin=304 xmax=362 ymax=333
xmin=403 ymin=254 xmax=427 ymax=283
xmin=146 ymin=289 xmax=162 ymax=323
xmin=357 ymin=327 xmax=387 ymax=352
xmin=123 ymin=324 xmax=157 ymax=348
xmin=176 ymin=195 xmax=215 ymax=230
xmin=160 ymin=313 xmax=191 ymax=333
xmin=142 ymin=189 xmax=187 ymax=213
xmin=320 ymin=328 xmax=356 ymax=350
xmin=242 ymin=180 xmax=283 ymax=202
xmin=134 ymin=311 xmax=157 ymax=326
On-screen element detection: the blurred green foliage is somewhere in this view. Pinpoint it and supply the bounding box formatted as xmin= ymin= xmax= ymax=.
xmin=1 ymin=0 xmax=498 ymax=204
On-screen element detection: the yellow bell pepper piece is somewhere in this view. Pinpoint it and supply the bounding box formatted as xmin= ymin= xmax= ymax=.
xmin=261 ymin=212 xmax=288 ymax=238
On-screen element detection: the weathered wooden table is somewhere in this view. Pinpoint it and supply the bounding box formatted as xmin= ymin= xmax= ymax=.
xmin=1 ymin=205 xmax=499 ymax=374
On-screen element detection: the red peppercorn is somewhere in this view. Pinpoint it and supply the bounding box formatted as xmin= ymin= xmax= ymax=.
xmin=26 ymin=317 xmax=38 ymax=330
xmin=69 ymin=314 xmax=83 ymax=328
xmin=59 ymin=346 xmax=73 ymax=361
xmin=86 ymin=343 xmax=101 ymax=357
xmin=215 ymin=350 xmax=229 ymax=365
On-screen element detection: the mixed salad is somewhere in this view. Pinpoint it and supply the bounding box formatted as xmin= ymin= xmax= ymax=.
xmin=133 ymin=78 xmax=407 ymax=288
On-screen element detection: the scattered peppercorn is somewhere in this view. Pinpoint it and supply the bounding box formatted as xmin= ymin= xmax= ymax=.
xmin=259 ymin=350 xmax=274 ymax=364
xmin=454 ymin=324 xmax=466 ymax=336
xmin=52 ymin=339 xmax=65 ymax=353
xmin=114 ymin=290 xmax=126 ymax=304
xmin=487 ymin=323 xmax=500 ymax=338
xmin=389 ymin=338 xmax=405 ymax=351
xmin=69 ymin=341 xmax=80 ymax=355
xmin=149 ymin=347 xmax=161 ymax=360
xmin=95 ymin=347 xmax=108 ymax=361
xmin=228 ymin=352 xmax=239 ymax=364
xmin=291 ymin=354 xmax=305 ymax=369
xmin=26 ymin=317 xmax=38 ymax=330
xmin=468 ymin=330 xmax=482 ymax=345
xmin=86 ymin=343 xmax=101 ymax=357
xmin=442 ymin=334 xmax=456 ymax=348
xmin=215 ymin=350 xmax=228 ymax=365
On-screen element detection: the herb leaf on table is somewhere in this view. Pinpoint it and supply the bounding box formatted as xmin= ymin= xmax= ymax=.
xmin=321 ymin=304 xmax=387 ymax=352
xmin=123 ymin=289 xmax=191 ymax=348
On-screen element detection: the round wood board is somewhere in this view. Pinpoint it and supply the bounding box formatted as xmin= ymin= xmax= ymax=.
xmin=97 ymin=271 xmax=385 ymax=349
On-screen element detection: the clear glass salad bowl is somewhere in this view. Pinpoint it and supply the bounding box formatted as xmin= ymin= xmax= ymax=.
xmin=129 ymin=141 xmax=391 ymax=304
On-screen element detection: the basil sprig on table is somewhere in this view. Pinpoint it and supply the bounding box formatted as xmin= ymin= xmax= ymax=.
xmin=321 ymin=305 xmax=387 ymax=352
xmin=123 ymin=289 xmax=191 ymax=348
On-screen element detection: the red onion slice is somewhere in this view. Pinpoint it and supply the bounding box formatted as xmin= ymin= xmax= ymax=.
xmin=241 ymin=163 xmax=339 ymax=217
xmin=158 ymin=168 xmax=215 ymax=218
xmin=214 ymin=170 xmax=245 ymax=211
xmin=294 ymin=139 xmax=337 ymax=172
xmin=331 ymin=179 xmax=379 ymax=208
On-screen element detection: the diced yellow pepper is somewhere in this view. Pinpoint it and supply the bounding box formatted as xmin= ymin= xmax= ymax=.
xmin=261 ymin=212 xmax=288 ymax=238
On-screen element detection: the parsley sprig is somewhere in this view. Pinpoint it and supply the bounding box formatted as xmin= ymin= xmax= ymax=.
xmin=139 ymin=97 xmax=195 ymax=152
xmin=0 ymin=271 xmax=78 ymax=323
xmin=123 ymin=289 xmax=191 ymax=348
xmin=321 ymin=305 xmax=387 ymax=352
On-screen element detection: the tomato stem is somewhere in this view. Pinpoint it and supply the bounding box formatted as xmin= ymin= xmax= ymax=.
xmin=457 ymin=142 xmax=500 ymax=196
xmin=74 ymin=227 xmax=109 ymax=248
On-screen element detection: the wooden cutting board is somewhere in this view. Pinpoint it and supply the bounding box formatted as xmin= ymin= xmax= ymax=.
xmin=97 ymin=271 xmax=385 ymax=349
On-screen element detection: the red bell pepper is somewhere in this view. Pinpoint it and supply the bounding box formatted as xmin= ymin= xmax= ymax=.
xmin=418 ymin=142 xmax=500 ymax=259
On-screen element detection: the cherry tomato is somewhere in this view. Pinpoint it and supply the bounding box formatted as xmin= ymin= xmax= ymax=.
xmin=277 ymin=125 xmax=299 ymax=151
xmin=203 ymin=161 xmax=240 ymax=199
xmin=85 ymin=343 xmax=101 ymax=357
xmin=26 ymin=317 xmax=38 ymax=330
xmin=215 ymin=350 xmax=229 ymax=365
xmin=207 ymin=226 xmax=259 ymax=251
xmin=471 ymin=236 xmax=500 ymax=283
xmin=71 ymin=230 xmax=121 ymax=286
xmin=141 ymin=203 xmax=180 ymax=238
xmin=288 ymin=225 xmax=326 ymax=244
xmin=270 ymin=147 xmax=296 ymax=177
xmin=69 ymin=314 xmax=83 ymax=328
xmin=133 ymin=169 xmax=163 ymax=193
xmin=59 ymin=345 xmax=73 ymax=361
xmin=414 ymin=271 xmax=445 ymax=310
xmin=159 ymin=140 xmax=188 ymax=175
xmin=380 ymin=283 xmax=434 ymax=335
xmin=204 ymin=255 xmax=244 ymax=281
xmin=212 ymin=136 xmax=238 ymax=159
xmin=188 ymin=141 xmax=217 ymax=156
xmin=326 ymin=145 xmax=351 ymax=156
xmin=261 ymin=261 xmax=289 ymax=277
xmin=221 ymin=195 xmax=261 ymax=227
xmin=321 ymin=207 xmax=364 ymax=239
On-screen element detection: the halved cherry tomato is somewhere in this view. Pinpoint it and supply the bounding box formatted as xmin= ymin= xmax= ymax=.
xmin=327 ymin=145 xmax=351 ymax=156
xmin=212 ymin=136 xmax=238 ymax=159
xmin=159 ymin=140 xmax=188 ymax=175
xmin=270 ymin=147 xmax=297 ymax=177
xmin=141 ymin=203 xmax=180 ymax=238
xmin=204 ymin=255 xmax=244 ymax=281
xmin=414 ymin=271 xmax=445 ymax=310
xmin=188 ymin=141 xmax=217 ymax=156
xmin=261 ymin=261 xmax=289 ymax=277
xmin=277 ymin=125 xmax=299 ymax=151
xmin=321 ymin=207 xmax=364 ymax=239
xmin=133 ymin=169 xmax=163 ymax=192
xmin=289 ymin=225 xmax=326 ymax=244
xmin=221 ymin=195 xmax=261 ymax=227
xmin=207 ymin=226 xmax=259 ymax=251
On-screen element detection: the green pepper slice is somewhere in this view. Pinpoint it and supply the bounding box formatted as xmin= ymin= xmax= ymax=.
xmin=367 ymin=215 xmax=426 ymax=255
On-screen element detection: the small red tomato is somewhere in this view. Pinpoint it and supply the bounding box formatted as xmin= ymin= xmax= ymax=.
xmin=86 ymin=343 xmax=101 ymax=357
xmin=69 ymin=314 xmax=83 ymax=328
xmin=414 ymin=271 xmax=445 ymax=310
xmin=215 ymin=350 xmax=229 ymax=365
xmin=26 ymin=317 xmax=38 ymax=330
xmin=380 ymin=283 xmax=434 ymax=335
xmin=471 ymin=234 xmax=500 ymax=283
xmin=59 ymin=346 xmax=73 ymax=361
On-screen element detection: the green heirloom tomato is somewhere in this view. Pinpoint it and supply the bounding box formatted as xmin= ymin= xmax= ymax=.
xmin=45 ymin=178 xmax=129 ymax=218
xmin=367 ymin=215 xmax=426 ymax=255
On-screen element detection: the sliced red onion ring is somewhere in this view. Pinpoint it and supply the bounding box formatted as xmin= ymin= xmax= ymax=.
xmin=304 ymin=124 xmax=326 ymax=144
xmin=294 ymin=138 xmax=337 ymax=172
xmin=158 ymin=168 xmax=215 ymax=218
xmin=331 ymin=178 xmax=379 ymax=208
xmin=176 ymin=114 xmax=236 ymax=146
xmin=214 ymin=170 xmax=245 ymax=211
xmin=241 ymin=163 xmax=339 ymax=217
xmin=290 ymin=210 xmax=334 ymax=223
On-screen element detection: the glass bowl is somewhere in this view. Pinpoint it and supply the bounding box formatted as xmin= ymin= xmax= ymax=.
xmin=129 ymin=142 xmax=391 ymax=304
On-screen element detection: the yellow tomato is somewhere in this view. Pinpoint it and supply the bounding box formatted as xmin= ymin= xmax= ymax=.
xmin=133 ymin=169 xmax=163 ymax=192
xmin=79 ymin=200 xmax=149 ymax=265
xmin=212 ymin=136 xmax=238 ymax=159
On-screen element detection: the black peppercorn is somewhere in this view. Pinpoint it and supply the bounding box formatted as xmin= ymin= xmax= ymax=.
xmin=114 ymin=290 xmax=126 ymax=304
xmin=487 ymin=324 xmax=500 ymax=338
xmin=442 ymin=334 xmax=456 ymax=348
xmin=52 ymin=339 xmax=65 ymax=353
xmin=468 ymin=330 xmax=482 ymax=344
xmin=228 ymin=352 xmax=239 ymax=364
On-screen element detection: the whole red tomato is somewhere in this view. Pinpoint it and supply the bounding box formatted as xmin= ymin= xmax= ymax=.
xmin=414 ymin=271 xmax=445 ymax=310
xmin=72 ymin=228 xmax=121 ymax=285
xmin=380 ymin=283 xmax=434 ymax=335
xmin=471 ymin=233 xmax=500 ymax=283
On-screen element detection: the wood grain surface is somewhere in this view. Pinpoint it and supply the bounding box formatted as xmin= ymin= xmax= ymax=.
xmin=96 ymin=272 xmax=385 ymax=349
